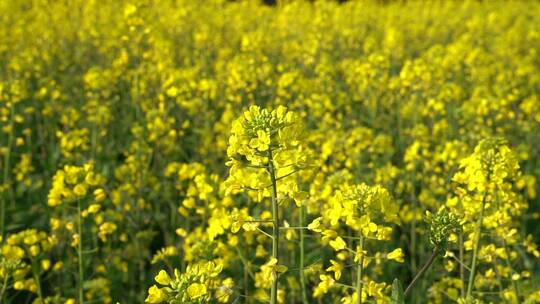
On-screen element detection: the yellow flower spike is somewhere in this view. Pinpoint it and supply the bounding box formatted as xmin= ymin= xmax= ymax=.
xmin=154 ymin=270 xmax=171 ymax=286
xmin=13 ymin=280 xmax=25 ymax=290
xmin=65 ymin=221 xmax=74 ymax=231
xmin=275 ymin=105 xmax=287 ymax=120
xmin=23 ymin=233 xmax=39 ymax=245
xmin=445 ymin=260 xmax=455 ymax=272
xmin=98 ymin=222 xmax=117 ymax=241
xmin=387 ymin=248 xmax=405 ymax=263
xmin=87 ymin=204 xmax=101 ymax=214
xmin=228 ymin=235 xmax=239 ymax=246
xmin=53 ymin=261 xmax=64 ymax=271
xmin=175 ymin=228 xmax=187 ymax=237
xmin=187 ymin=283 xmax=207 ymax=299
xmin=93 ymin=188 xmax=106 ymax=202
xmin=326 ymin=260 xmax=343 ymax=280
xmin=283 ymin=220 xmax=295 ymax=241
xmin=313 ymin=274 xmax=335 ymax=298
xmin=256 ymin=244 xmax=267 ymax=258
xmin=263 ymin=257 xmax=288 ymax=279
xmin=321 ymin=229 xmax=337 ymax=241
xmin=96 ymin=264 xmax=106 ymax=273
xmin=145 ymin=285 xmax=167 ymax=303
xmin=329 ymin=236 xmax=346 ymax=251
xmin=70 ymin=234 xmax=79 ymax=247
xmin=3 ymin=245 xmax=25 ymax=260
xmin=336 ymin=251 xmax=348 ymax=261
xmin=307 ymin=217 xmax=323 ymax=232
xmin=73 ymin=184 xmax=87 ymax=197
xmin=27 ymin=278 xmax=38 ymax=293
xmin=29 ymin=245 xmax=40 ymax=256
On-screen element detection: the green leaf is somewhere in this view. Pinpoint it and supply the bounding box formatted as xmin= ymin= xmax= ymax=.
xmin=390 ymin=278 xmax=405 ymax=304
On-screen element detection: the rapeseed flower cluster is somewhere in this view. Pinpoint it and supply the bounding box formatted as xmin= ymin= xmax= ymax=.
xmin=0 ymin=1 xmax=539 ymax=303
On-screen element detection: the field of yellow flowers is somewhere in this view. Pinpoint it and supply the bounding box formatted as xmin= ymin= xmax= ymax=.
xmin=1 ymin=0 xmax=540 ymax=303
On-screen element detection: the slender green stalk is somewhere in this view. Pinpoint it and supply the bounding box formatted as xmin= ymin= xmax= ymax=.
xmin=501 ymin=238 xmax=521 ymax=302
xmin=235 ymin=246 xmax=255 ymax=279
xmin=77 ymin=199 xmax=84 ymax=304
xmin=492 ymin=258 xmax=505 ymax=298
xmin=356 ymin=235 xmax=364 ymax=304
xmin=268 ymin=149 xmax=280 ymax=304
xmin=0 ymin=194 xmax=5 ymax=239
xmin=31 ymin=259 xmax=43 ymax=301
xmin=404 ymin=247 xmax=439 ymax=297
xmin=0 ymin=273 xmax=8 ymax=303
xmin=299 ymin=205 xmax=308 ymax=304
xmin=1 ymin=105 xmax=14 ymax=237
xmin=90 ymin=125 xmax=98 ymax=161
xmin=459 ymin=232 xmax=466 ymax=298
xmin=466 ymin=193 xmax=487 ymax=299
xmin=244 ymin=263 xmax=249 ymax=304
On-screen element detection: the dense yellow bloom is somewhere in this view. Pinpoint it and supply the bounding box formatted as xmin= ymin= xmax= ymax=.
xmin=1 ymin=1 xmax=540 ymax=303
xmin=145 ymin=285 xmax=167 ymax=303
xmin=387 ymin=248 xmax=405 ymax=263
xmin=186 ymin=283 xmax=207 ymax=299
xmin=154 ymin=270 xmax=171 ymax=285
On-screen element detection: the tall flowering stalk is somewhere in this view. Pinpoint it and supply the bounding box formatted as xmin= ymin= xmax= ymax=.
xmin=48 ymin=164 xmax=108 ymax=304
xmin=449 ymin=138 xmax=527 ymax=303
xmin=309 ymin=183 xmax=402 ymax=303
xmin=225 ymin=105 xmax=311 ymax=303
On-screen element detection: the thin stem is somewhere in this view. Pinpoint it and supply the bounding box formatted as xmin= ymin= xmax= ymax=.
xmin=244 ymin=265 xmax=249 ymax=304
xmin=77 ymin=199 xmax=85 ymax=304
xmin=459 ymin=232 xmax=465 ymax=298
xmin=268 ymin=149 xmax=280 ymax=304
xmin=299 ymin=205 xmax=308 ymax=304
xmin=448 ymin=252 xmax=471 ymax=271
xmin=256 ymin=227 xmax=273 ymax=239
xmin=235 ymin=246 xmax=255 ymax=280
xmin=466 ymin=192 xmax=487 ymax=299
xmin=356 ymin=235 xmax=364 ymax=304
xmin=0 ymin=104 xmax=14 ymax=237
xmin=335 ymin=282 xmax=356 ymax=290
xmin=404 ymin=248 xmax=439 ymax=297
xmin=279 ymin=226 xmax=308 ymax=230
xmin=91 ymin=124 xmax=98 ymax=161
xmin=492 ymin=258 xmax=505 ymax=299
xmin=31 ymin=258 xmax=43 ymax=300
xmin=501 ymin=238 xmax=521 ymax=302
xmin=0 ymin=273 xmax=8 ymax=303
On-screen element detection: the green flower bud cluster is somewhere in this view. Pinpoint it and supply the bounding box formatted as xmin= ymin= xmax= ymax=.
xmin=425 ymin=207 xmax=462 ymax=252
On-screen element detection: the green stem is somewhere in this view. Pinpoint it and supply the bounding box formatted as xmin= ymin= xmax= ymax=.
xmin=0 ymin=195 xmax=4 ymax=239
xmin=77 ymin=199 xmax=84 ymax=304
xmin=356 ymin=235 xmax=364 ymax=304
xmin=492 ymin=258 xmax=505 ymax=299
xmin=31 ymin=259 xmax=43 ymax=301
xmin=1 ymin=104 xmax=14 ymax=237
xmin=268 ymin=149 xmax=280 ymax=304
xmin=234 ymin=246 xmax=255 ymax=280
xmin=299 ymin=205 xmax=308 ymax=304
xmin=244 ymin=263 xmax=249 ymax=304
xmin=91 ymin=124 xmax=98 ymax=161
xmin=466 ymin=192 xmax=487 ymax=299
xmin=501 ymin=238 xmax=521 ymax=302
xmin=404 ymin=247 xmax=439 ymax=297
xmin=0 ymin=273 xmax=8 ymax=303
xmin=459 ymin=232 xmax=466 ymax=298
